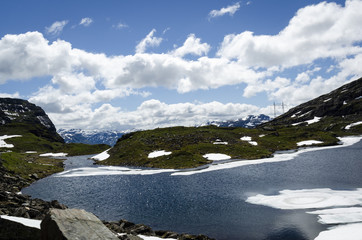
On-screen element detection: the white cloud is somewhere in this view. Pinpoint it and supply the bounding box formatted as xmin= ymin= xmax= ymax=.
xmin=44 ymin=99 xmax=262 ymax=130
xmin=0 ymin=92 xmax=20 ymax=98
xmin=79 ymin=17 xmax=93 ymax=27
xmin=209 ymin=2 xmax=240 ymax=19
xmin=45 ymin=20 xmax=69 ymax=35
xmin=171 ymin=34 xmax=210 ymax=58
xmin=217 ymin=0 xmax=362 ymax=68
xmin=114 ymin=22 xmax=128 ymax=29
xmin=135 ymin=29 xmax=163 ymax=53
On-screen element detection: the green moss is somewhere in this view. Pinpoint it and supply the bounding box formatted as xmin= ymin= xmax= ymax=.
xmin=1 ymin=152 xmax=64 ymax=179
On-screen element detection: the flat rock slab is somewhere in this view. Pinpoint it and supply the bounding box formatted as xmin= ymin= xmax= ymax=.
xmin=41 ymin=208 xmax=118 ymax=240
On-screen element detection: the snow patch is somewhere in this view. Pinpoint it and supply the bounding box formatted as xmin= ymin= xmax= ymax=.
xmin=0 ymin=135 xmax=22 ymax=148
xmin=213 ymin=139 xmax=228 ymax=145
xmin=148 ymin=150 xmax=172 ymax=158
xmin=297 ymin=140 xmax=323 ymax=146
xmin=0 ymin=215 xmax=41 ymax=229
xmin=39 ymin=152 xmax=68 ymax=157
xmin=345 ymin=121 xmax=362 ymax=130
xmin=25 ymin=151 xmax=37 ymax=154
xmin=203 ymin=153 xmax=231 ymax=161
xmin=240 ymin=136 xmax=258 ymax=146
xmin=292 ymin=116 xmax=321 ymax=126
xmin=91 ymin=149 xmax=111 ymax=161
xmin=323 ymin=98 xmax=332 ymax=102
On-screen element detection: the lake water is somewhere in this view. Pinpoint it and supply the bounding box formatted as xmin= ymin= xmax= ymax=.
xmin=23 ymin=137 xmax=362 ymax=240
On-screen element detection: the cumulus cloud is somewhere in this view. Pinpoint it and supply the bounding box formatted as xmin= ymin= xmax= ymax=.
xmin=1 ymin=0 xmax=362 ymax=130
xmin=171 ymin=34 xmax=210 ymax=57
xmin=0 ymin=92 xmax=20 ymax=98
xmin=217 ymin=0 xmax=362 ymax=68
xmin=45 ymin=20 xmax=69 ymax=35
xmin=209 ymin=2 xmax=240 ymax=19
xmin=135 ymin=29 xmax=163 ymax=53
xmin=43 ymin=99 xmax=262 ymax=130
xmin=79 ymin=17 xmax=93 ymax=27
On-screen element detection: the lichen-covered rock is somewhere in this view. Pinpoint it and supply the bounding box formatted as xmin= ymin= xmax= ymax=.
xmin=41 ymin=208 xmax=119 ymax=240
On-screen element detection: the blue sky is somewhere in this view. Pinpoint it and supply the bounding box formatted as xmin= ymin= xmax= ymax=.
xmin=0 ymin=0 xmax=361 ymax=131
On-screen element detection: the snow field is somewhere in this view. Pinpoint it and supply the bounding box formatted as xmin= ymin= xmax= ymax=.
xmin=297 ymin=140 xmax=323 ymax=146
xmin=0 ymin=135 xmax=22 ymax=148
xmin=91 ymin=149 xmax=111 ymax=161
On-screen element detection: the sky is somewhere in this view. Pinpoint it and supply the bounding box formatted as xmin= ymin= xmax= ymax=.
xmin=0 ymin=0 xmax=361 ymax=131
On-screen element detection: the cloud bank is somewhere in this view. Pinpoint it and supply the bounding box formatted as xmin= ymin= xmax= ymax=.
xmin=0 ymin=0 xmax=361 ymax=130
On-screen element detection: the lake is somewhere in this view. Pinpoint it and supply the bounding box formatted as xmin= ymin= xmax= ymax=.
xmin=23 ymin=136 xmax=362 ymax=240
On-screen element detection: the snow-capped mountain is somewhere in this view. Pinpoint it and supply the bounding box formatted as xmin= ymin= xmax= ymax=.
xmin=57 ymin=129 xmax=125 ymax=146
xmin=208 ymin=114 xmax=271 ymax=128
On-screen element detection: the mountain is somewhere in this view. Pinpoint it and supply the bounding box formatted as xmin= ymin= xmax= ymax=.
xmin=58 ymin=129 xmax=124 ymax=146
xmin=0 ymin=98 xmax=63 ymax=143
xmin=102 ymin=77 xmax=362 ymax=169
xmin=208 ymin=114 xmax=271 ymax=128
xmin=264 ymin=77 xmax=362 ymax=126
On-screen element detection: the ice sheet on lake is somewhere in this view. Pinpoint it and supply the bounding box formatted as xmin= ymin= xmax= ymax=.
xmin=0 ymin=215 xmax=41 ymax=229
xmin=246 ymin=188 xmax=362 ymax=240
xmin=55 ymin=166 xmax=176 ymax=177
xmin=91 ymin=149 xmax=111 ymax=161
xmin=246 ymin=188 xmax=362 ymax=210
xmin=314 ymin=223 xmax=362 ymax=240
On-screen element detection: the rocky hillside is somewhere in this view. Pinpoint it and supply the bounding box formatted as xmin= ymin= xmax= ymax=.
xmin=0 ymin=98 xmax=63 ymax=143
xmin=265 ymin=77 xmax=362 ymax=126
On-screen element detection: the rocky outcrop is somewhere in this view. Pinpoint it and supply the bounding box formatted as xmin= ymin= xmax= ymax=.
xmin=41 ymin=208 xmax=119 ymax=240
xmin=265 ymin=77 xmax=362 ymax=126
xmin=0 ymin=97 xmax=64 ymax=143
xmin=0 ymin=217 xmax=41 ymax=240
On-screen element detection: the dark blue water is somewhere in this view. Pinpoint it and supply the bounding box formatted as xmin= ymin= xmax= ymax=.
xmin=23 ymin=140 xmax=362 ymax=240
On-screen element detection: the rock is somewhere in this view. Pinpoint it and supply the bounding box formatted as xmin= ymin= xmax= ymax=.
xmin=0 ymin=216 xmax=41 ymax=240
xmin=40 ymin=208 xmax=119 ymax=240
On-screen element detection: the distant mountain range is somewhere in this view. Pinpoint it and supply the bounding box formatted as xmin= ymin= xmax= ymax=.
xmin=58 ymin=129 xmax=125 ymax=146
xmin=58 ymin=115 xmax=272 ymax=146
xmin=208 ymin=114 xmax=271 ymax=128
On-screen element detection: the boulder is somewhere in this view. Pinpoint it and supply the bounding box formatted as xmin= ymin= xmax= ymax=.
xmin=41 ymin=208 xmax=119 ymax=240
xmin=0 ymin=217 xmax=41 ymax=240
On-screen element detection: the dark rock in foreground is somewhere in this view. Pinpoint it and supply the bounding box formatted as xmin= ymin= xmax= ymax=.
xmin=41 ymin=208 xmax=119 ymax=240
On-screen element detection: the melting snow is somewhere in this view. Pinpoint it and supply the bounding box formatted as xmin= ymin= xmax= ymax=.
xmin=240 ymin=136 xmax=258 ymax=146
xmin=297 ymin=140 xmax=323 ymax=146
xmin=0 ymin=135 xmax=22 ymax=148
xmin=345 ymin=121 xmax=362 ymax=130
xmin=203 ymin=153 xmax=231 ymax=161
xmin=39 ymin=153 xmax=68 ymax=157
xmin=292 ymin=116 xmax=321 ymax=126
xmin=246 ymin=188 xmax=362 ymax=240
xmin=148 ymin=150 xmax=172 ymax=158
xmin=0 ymin=215 xmax=41 ymax=229
xmin=91 ymin=149 xmax=111 ymax=161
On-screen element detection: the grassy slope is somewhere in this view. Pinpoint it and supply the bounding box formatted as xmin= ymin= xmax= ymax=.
xmin=0 ymin=123 xmax=110 ymax=180
xmin=102 ymin=116 xmax=362 ymax=169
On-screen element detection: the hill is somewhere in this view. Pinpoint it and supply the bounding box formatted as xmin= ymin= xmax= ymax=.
xmin=0 ymin=98 xmax=109 ymax=181
xmin=101 ymin=77 xmax=362 ymax=169
xmin=58 ymin=129 xmax=125 ymax=146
